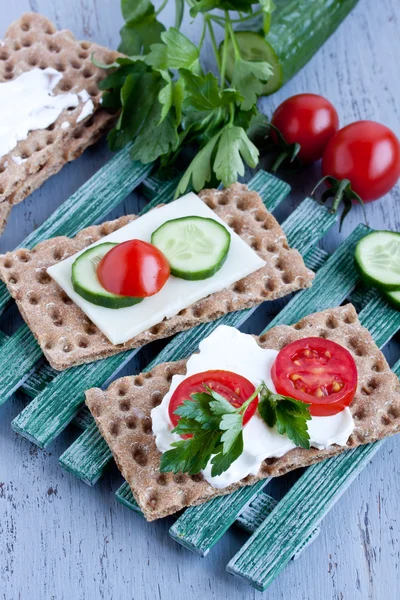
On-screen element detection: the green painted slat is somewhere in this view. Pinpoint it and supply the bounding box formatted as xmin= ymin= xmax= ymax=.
xmin=236 ymin=492 xmax=321 ymax=562
xmin=282 ymin=198 xmax=336 ymax=256
xmin=72 ymin=406 xmax=94 ymax=431
xmin=303 ymin=246 xmax=329 ymax=272
xmin=16 ymin=171 xmax=288 ymax=448
xmin=168 ymin=226 xmax=366 ymax=555
xmin=226 ymin=296 xmax=400 ymax=590
xmin=59 ymin=420 xmax=113 ymax=485
xmin=115 ymin=481 xmax=143 ymax=514
xmin=170 ymin=481 xmax=268 ymax=556
xmin=0 ymin=145 xmax=152 ymax=316
xmin=0 ymin=328 xmax=42 ymax=407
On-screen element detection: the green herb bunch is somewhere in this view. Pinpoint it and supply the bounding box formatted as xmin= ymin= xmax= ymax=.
xmin=96 ymin=0 xmax=274 ymax=196
xmin=160 ymin=382 xmax=311 ymax=477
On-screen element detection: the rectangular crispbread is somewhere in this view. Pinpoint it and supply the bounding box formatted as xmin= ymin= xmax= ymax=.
xmin=0 ymin=183 xmax=314 ymax=370
xmin=85 ymin=304 xmax=400 ymax=521
xmin=0 ymin=12 xmax=119 ymax=233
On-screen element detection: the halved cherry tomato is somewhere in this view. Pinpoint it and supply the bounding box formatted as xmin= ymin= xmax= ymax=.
xmin=169 ymin=370 xmax=257 ymax=431
xmin=271 ymin=94 xmax=339 ymax=164
xmin=322 ymin=121 xmax=400 ymax=202
xmin=271 ymin=337 xmax=357 ymax=416
xmin=97 ymin=239 xmax=170 ymax=297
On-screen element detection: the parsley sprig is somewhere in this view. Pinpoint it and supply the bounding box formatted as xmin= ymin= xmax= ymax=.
xmin=160 ymin=382 xmax=311 ymax=477
xmin=96 ymin=0 xmax=275 ymax=196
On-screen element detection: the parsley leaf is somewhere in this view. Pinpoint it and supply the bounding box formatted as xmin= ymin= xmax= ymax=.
xmin=146 ymin=29 xmax=200 ymax=72
xmin=213 ymin=125 xmax=259 ymax=186
xmin=160 ymin=384 xmax=259 ymax=477
xmin=231 ymin=58 xmax=273 ymax=111
xmin=119 ymin=0 xmax=165 ymax=56
xmin=174 ymin=131 xmax=222 ymax=198
xmin=258 ymin=385 xmax=311 ymax=449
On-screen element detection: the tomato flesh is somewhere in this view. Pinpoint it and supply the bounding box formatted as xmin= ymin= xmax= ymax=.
xmin=271 ymin=338 xmax=357 ymax=416
xmin=322 ymin=121 xmax=400 ymax=202
xmin=169 ymin=370 xmax=257 ymax=433
xmin=97 ymin=239 xmax=170 ymax=298
xmin=271 ymin=94 xmax=339 ymax=164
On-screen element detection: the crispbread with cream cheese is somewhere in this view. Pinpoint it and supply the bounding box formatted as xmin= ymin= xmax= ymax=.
xmin=0 ymin=183 xmax=314 ymax=370
xmin=0 ymin=13 xmax=118 ymax=233
xmin=85 ymin=304 xmax=400 ymax=521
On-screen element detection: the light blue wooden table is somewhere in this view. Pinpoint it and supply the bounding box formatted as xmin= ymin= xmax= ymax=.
xmin=1 ymin=1 xmax=400 ymax=599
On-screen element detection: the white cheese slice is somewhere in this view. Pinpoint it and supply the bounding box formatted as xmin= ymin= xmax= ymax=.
xmin=47 ymin=193 xmax=266 ymax=345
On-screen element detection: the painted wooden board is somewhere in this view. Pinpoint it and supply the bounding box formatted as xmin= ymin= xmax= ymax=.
xmin=1 ymin=1 xmax=400 ymax=599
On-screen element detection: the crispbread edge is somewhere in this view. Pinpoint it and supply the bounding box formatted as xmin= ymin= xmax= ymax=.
xmin=85 ymin=304 xmax=400 ymax=521
xmin=0 ymin=12 xmax=119 ymax=233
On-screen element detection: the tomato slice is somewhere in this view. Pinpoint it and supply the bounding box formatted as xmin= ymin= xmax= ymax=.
xmin=97 ymin=239 xmax=170 ymax=298
xmin=169 ymin=370 xmax=257 ymax=432
xmin=271 ymin=337 xmax=357 ymax=416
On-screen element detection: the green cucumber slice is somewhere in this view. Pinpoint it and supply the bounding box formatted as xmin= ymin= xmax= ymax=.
xmin=355 ymin=231 xmax=400 ymax=291
xmin=71 ymin=242 xmax=143 ymax=309
xmin=222 ymin=31 xmax=283 ymax=95
xmin=151 ymin=216 xmax=231 ymax=280
xmin=382 ymin=289 xmax=400 ymax=311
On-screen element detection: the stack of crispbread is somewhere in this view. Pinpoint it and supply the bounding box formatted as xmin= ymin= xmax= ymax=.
xmin=0 ymin=12 xmax=118 ymax=233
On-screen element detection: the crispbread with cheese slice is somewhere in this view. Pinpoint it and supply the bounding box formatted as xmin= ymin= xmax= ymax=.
xmin=0 ymin=12 xmax=118 ymax=233
xmin=0 ymin=183 xmax=314 ymax=370
xmin=85 ymin=304 xmax=400 ymax=521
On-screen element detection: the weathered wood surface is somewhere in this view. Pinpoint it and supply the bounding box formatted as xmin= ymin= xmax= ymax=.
xmin=0 ymin=1 xmax=400 ymax=599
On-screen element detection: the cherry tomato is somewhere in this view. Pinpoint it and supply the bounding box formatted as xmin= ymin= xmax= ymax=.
xmin=322 ymin=121 xmax=400 ymax=202
xmin=97 ymin=239 xmax=170 ymax=297
xmin=169 ymin=370 xmax=257 ymax=432
xmin=271 ymin=93 xmax=339 ymax=164
xmin=271 ymin=337 xmax=357 ymax=416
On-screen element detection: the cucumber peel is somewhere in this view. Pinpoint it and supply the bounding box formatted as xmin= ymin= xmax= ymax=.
xmin=72 ymin=243 xmax=143 ymax=309
xmin=355 ymin=231 xmax=400 ymax=291
xmin=151 ymin=216 xmax=231 ymax=280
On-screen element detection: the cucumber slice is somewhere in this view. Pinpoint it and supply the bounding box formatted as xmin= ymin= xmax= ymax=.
xmin=355 ymin=231 xmax=400 ymax=291
xmin=72 ymin=243 xmax=143 ymax=309
xmin=222 ymin=31 xmax=283 ymax=95
xmin=151 ymin=216 xmax=231 ymax=280
xmin=382 ymin=289 xmax=400 ymax=311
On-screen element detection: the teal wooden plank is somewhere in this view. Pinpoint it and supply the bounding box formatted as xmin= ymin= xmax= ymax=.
xmin=0 ymin=145 xmax=152 ymax=316
xmin=236 ymin=492 xmax=321 ymax=562
xmin=16 ymin=171 xmax=288 ymax=448
xmin=282 ymin=198 xmax=336 ymax=256
xmin=170 ymin=481 xmax=268 ymax=556
xmin=59 ymin=421 xmax=113 ymax=485
xmin=226 ymin=295 xmax=400 ymax=590
xmin=168 ymin=226 xmax=366 ymax=555
xmin=303 ymin=246 xmax=329 ymax=272
xmin=114 ymin=479 xmax=319 ymax=561
xmin=0 ymin=328 xmax=42 ymax=407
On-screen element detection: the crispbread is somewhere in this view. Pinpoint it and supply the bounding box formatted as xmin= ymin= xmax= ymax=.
xmin=0 ymin=13 xmax=118 ymax=233
xmin=85 ymin=304 xmax=400 ymax=521
xmin=0 ymin=183 xmax=314 ymax=370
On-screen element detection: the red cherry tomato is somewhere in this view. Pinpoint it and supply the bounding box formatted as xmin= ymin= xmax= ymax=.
xmin=271 ymin=337 xmax=357 ymax=416
xmin=169 ymin=370 xmax=257 ymax=432
xmin=97 ymin=239 xmax=170 ymax=297
xmin=271 ymin=94 xmax=339 ymax=164
xmin=322 ymin=121 xmax=400 ymax=202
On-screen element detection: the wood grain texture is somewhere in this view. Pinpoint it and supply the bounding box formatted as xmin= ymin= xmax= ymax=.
xmin=0 ymin=1 xmax=400 ymax=599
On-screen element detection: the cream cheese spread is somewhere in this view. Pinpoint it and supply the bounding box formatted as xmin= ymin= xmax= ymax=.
xmin=151 ymin=326 xmax=354 ymax=489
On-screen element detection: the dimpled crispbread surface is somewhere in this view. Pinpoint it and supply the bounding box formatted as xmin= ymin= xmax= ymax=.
xmin=85 ymin=304 xmax=400 ymax=521
xmin=0 ymin=12 xmax=118 ymax=232
xmin=0 ymin=183 xmax=314 ymax=370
